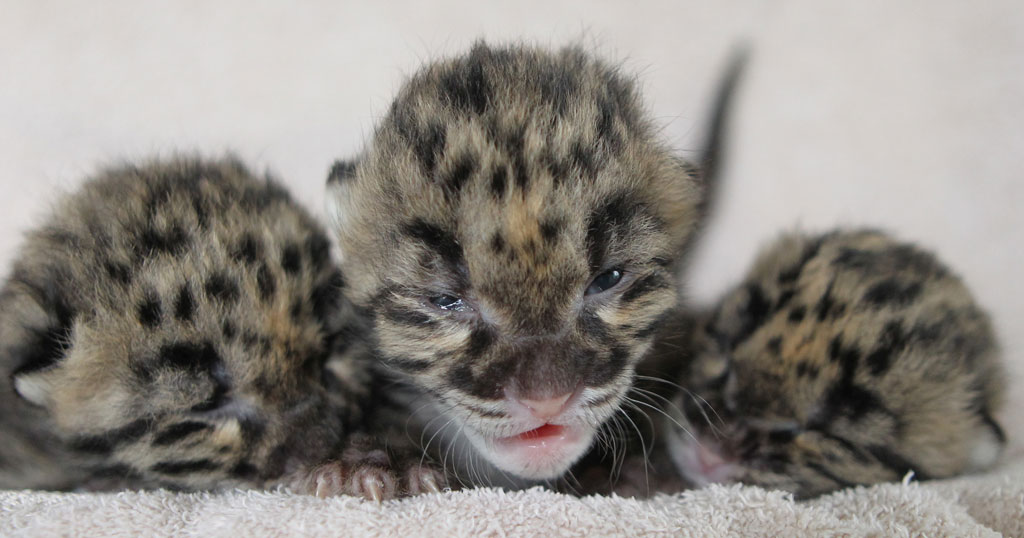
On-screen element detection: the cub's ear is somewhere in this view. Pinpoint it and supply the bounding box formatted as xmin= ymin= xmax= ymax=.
xmin=326 ymin=159 xmax=358 ymax=185
xmin=325 ymin=158 xmax=360 ymax=236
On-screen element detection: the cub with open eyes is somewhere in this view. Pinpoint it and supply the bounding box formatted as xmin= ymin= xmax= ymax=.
xmin=323 ymin=42 xmax=721 ymax=491
xmin=658 ymin=229 xmax=1006 ymax=499
xmin=0 ymin=157 xmax=378 ymax=494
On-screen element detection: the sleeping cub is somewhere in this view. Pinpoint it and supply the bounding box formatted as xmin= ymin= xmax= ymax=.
xmin=658 ymin=229 xmax=1006 ymax=498
xmin=0 ymin=157 xmax=370 ymax=493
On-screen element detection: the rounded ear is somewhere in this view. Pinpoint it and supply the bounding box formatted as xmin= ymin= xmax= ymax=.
xmin=324 ymin=159 xmax=362 ymax=251
xmin=326 ymin=159 xmax=358 ymax=185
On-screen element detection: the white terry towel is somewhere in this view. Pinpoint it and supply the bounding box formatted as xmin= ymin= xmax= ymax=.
xmin=2 ymin=456 xmax=1022 ymax=537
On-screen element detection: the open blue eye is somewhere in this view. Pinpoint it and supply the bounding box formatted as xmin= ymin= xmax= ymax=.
xmin=429 ymin=294 xmax=470 ymax=312
xmin=585 ymin=269 xmax=623 ymax=295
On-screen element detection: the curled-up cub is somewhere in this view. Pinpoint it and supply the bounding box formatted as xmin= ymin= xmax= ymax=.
xmin=0 ymin=156 xmax=387 ymax=497
xmin=659 ymin=229 xmax=1006 ymax=498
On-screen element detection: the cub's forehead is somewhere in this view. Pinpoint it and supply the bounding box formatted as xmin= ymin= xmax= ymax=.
xmin=350 ymin=44 xmax=667 ymax=226
xmin=383 ymin=42 xmax=645 ymax=144
xmin=365 ymin=42 xmax=654 ymax=196
xmin=330 ymin=43 xmax=701 ymax=299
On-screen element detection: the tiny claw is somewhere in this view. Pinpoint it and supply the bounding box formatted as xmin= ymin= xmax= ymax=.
xmin=363 ymin=475 xmax=384 ymax=503
xmin=420 ymin=471 xmax=441 ymax=494
xmin=306 ymin=462 xmax=346 ymax=498
xmin=315 ymin=477 xmax=329 ymax=499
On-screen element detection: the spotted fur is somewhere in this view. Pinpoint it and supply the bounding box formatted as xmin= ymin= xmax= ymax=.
xmin=326 ymin=42 xmax=732 ymax=486
xmin=658 ymin=230 xmax=1006 ymax=498
xmin=0 ymin=157 xmax=370 ymax=491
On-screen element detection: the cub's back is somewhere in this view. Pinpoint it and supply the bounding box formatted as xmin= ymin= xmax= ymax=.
xmin=660 ymin=229 xmax=1005 ymax=498
xmin=0 ymin=157 xmax=364 ymax=490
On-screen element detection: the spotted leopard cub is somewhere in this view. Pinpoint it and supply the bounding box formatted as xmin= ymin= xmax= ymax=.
xmin=0 ymin=157 xmax=373 ymax=493
xmin=323 ymin=42 xmax=720 ymax=491
xmin=658 ymin=229 xmax=1006 ymax=498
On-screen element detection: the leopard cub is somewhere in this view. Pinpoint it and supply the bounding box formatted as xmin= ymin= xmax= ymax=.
xmin=0 ymin=156 xmax=379 ymax=494
xmin=324 ymin=42 xmax=735 ymax=491
xmin=656 ymin=229 xmax=1006 ymax=498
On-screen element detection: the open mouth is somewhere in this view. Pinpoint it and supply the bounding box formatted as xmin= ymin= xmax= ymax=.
xmin=515 ymin=423 xmax=565 ymax=441
xmin=457 ymin=422 xmax=592 ymax=480
xmin=493 ymin=423 xmax=581 ymax=454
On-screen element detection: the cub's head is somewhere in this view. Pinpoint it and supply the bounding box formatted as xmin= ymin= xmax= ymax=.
xmin=327 ymin=43 xmax=709 ymax=480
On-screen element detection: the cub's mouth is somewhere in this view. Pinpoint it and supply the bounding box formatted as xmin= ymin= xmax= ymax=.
xmin=459 ymin=386 xmax=622 ymax=480
xmin=510 ymin=423 xmax=566 ymax=441
xmin=467 ymin=422 xmax=595 ymax=480
xmin=428 ymin=383 xmax=628 ymax=481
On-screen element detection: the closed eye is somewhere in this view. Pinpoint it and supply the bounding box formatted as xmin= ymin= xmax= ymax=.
xmin=766 ymin=423 xmax=803 ymax=443
xmin=704 ymin=362 xmax=732 ymax=389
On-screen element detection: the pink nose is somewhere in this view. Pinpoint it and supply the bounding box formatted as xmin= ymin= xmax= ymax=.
xmin=519 ymin=393 xmax=573 ymax=420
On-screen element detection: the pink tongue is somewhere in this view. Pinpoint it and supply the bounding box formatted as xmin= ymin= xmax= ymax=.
xmin=517 ymin=424 xmax=565 ymax=440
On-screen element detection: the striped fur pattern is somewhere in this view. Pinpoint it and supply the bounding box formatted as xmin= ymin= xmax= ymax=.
xmin=0 ymin=157 xmax=369 ymax=491
xmin=327 ymin=42 xmax=711 ymax=485
xmin=660 ymin=230 xmax=1006 ymax=498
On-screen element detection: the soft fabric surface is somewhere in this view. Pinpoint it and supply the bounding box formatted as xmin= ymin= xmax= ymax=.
xmin=3 ymin=457 xmax=1022 ymax=537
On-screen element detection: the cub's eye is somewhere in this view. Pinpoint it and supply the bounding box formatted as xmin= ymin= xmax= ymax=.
xmin=429 ymin=294 xmax=471 ymax=312
xmin=766 ymin=423 xmax=803 ymax=443
xmin=585 ymin=269 xmax=623 ymax=296
xmin=697 ymin=356 xmax=731 ymax=389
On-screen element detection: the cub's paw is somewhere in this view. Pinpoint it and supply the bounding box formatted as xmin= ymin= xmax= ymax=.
xmin=287 ymin=435 xmax=447 ymax=501
xmin=401 ymin=462 xmax=446 ymax=496
xmin=298 ymin=459 xmax=397 ymax=501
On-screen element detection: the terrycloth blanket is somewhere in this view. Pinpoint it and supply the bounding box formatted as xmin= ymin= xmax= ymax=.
xmin=3 ymin=457 xmax=1021 ymax=537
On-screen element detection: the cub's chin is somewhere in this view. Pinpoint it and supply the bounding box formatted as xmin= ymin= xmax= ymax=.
xmin=465 ymin=424 xmax=597 ymax=480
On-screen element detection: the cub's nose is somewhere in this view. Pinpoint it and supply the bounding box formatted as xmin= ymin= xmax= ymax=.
xmin=518 ymin=393 xmax=572 ymax=421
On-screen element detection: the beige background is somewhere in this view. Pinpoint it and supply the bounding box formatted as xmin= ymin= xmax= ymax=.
xmin=1 ymin=1 xmax=1021 ymax=449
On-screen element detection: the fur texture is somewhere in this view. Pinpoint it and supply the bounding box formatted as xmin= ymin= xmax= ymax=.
xmin=0 ymin=156 xmax=371 ymax=492
xmin=657 ymin=229 xmax=1006 ymax=498
xmin=326 ymin=42 xmax=717 ymax=488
